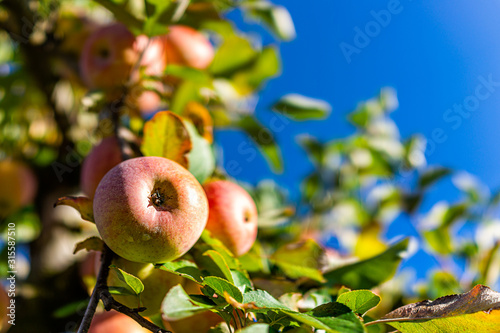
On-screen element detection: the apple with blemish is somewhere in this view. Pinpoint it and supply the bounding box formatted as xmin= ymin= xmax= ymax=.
xmin=203 ymin=180 xmax=258 ymax=256
xmin=80 ymin=136 xmax=123 ymax=199
xmin=93 ymin=156 xmax=208 ymax=263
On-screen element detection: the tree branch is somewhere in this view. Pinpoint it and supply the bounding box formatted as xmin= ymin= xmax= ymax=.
xmin=77 ymin=245 xmax=114 ymax=333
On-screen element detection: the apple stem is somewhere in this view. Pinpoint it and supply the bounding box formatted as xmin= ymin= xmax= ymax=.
xmin=76 ymin=245 xmax=171 ymax=333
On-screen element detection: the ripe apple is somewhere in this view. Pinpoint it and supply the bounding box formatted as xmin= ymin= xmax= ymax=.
xmin=0 ymin=286 xmax=11 ymax=333
xmin=80 ymin=23 xmax=138 ymax=90
xmin=163 ymin=25 xmax=214 ymax=70
xmin=80 ymin=136 xmax=123 ymax=199
xmin=203 ymin=180 xmax=258 ymax=256
xmin=0 ymin=159 xmax=37 ymax=218
xmin=88 ymin=310 xmax=149 ymax=333
xmin=93 ymin=156 xmax=209 ymax=263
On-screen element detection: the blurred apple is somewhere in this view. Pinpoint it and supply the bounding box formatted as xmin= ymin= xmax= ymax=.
xmin=80 ymin=136 xmax=123 ymax=199
xmin=79 ymin=23 xmax=138 ymax=90
xmin=163 ymin=25 xmax=214 ymax=70
xmin=88 ymin=310 xmax=149 ymax=333
xmin=0 ymin=159 xmax=37 ymax=218
xmin=0 ymin=286 xmax=11 ymax=333
xmin=203 ymin=180 xmax=258 ymax=256
xmin=93 ymin=156 xmax=208 ymax=263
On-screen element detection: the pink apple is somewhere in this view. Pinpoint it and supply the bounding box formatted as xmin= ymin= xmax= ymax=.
xmin=93 ymin=156 xmax=208 ymax=263
xmin=79 ymin=23 xmax=138 ymax=90
xmin=88 ymin=310 xmax=149 ymax=333
xmin=80 ymin=136 xmax=123 ymax=199
xmin=163 ymin=25 xmax=214 ymax=70
xmin=0 ymin=159 xmax=37 ymax=218
xmin=203 ymin=180 xmax=258 ymax=256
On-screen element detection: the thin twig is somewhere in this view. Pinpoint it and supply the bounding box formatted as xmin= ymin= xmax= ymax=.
xmin=76 ymin=245 xmax=114 ymax=333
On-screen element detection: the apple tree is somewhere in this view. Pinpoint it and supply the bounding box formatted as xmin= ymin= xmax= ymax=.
xmin=0 ymin=0 xmax=500 ymax=332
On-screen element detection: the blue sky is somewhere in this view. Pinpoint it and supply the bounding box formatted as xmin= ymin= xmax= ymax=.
xmin=218 ymin=1 xmax=500 ymax=284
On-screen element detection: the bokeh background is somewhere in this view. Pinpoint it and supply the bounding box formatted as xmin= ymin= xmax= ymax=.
xmin=220 ymin=1 xmax=500 ymax=287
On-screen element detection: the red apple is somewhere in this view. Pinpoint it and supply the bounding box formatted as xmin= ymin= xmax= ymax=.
xmin=88 ymin=310 xmax=149 ymax=333
xmin=203 ymin=180 xmax=258 ymax=256
xmin=79 ymin=23 xmax=138 ymax=90
xmin=93 ymin=156 xmax=208 ymax=263
xmin=80 ymin=136 xmax=123 ymax=199
xmin=163 ymin=25 xmax=214 ymax=70
xmin=0 ymin=159 xmax=37 ymax=218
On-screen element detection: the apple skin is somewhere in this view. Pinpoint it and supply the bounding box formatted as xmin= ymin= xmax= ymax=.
xmin=93 ymin=156 xmax=209 ymax=263
xmin=0 ymin=159 xmax=37 ymax=218
xmin=80 ymin=136 xmax=123 ymax=199
xmin=80 ymin=23 xmax=138 ymax=90
xmin=163 ymin=25 xmax=214 ymax=70
xmin=88 ymin=310 xmax=149 ymax=333
xmin=203 ymin=180 xmax=258 ymax=256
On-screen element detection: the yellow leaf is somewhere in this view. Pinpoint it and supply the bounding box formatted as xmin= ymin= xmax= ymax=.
xmin=141 ymin=111 xmax=192 ymax=168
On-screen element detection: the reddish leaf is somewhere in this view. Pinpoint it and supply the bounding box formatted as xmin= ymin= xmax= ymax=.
xmin=55 ymin=196 xmax=94 ymax=223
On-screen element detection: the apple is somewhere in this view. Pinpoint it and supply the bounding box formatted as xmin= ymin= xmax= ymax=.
xmin=0 ymin=286 xmax=11 ymax=333
xmin=80 ymin=136 xmax=123 ymax=199
xmin=163 ymin=310 xmax=223 ymax=333
xmin=108 ymin=256 xmax=184 ymax=316
xmin=0 ymin=159 xmax=37 ymax=218
xmin=88 ymin=310 xmax=149 ymax=333
xmin=93 ymin=156 xmax=209 ymax=263
xmin=79 ymin=23 xmax=138 ymax=90
xmin=163 ymin=25 xmax=214 ymax=70
xmin=203 ymin=180 xmax=258 ymax=256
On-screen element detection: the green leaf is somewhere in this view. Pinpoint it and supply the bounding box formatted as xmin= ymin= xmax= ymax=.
xmin=108 ymin=265 xmax=145 ymax=295
xmin=53 ymin=299 xmax=89 ymax=318
xmin=210 ymin=35 xmax=257 ymax=76
xmin=238 ymin=115 xmax=282 ymax=172
xmin=108 ymin=286 xmax=138 ymax=296
xmin=423 ymin=227 xmax=453 ymax=255
xmin=298 ymin=135 xmax=324 ymax=165
xmin=54 ymin=196 xmax=94 ymax=223
xmin=231 ymin=269 xmax=253 ymax=293
xmin=203 ymin=250 xmax=234 ymax=283
xmin=162 ymin=284 xmax=216 ymax=320
xmin=418 ymin=167 xmax=452 ymax=190
xmin=244 ymin=3 xmax=296 ymax=41
xmin=171 ymin=80 xmax=204 ymax=115
xmin=165 ymin=64 xmax=211 ymax=84
xmin=324 ymin=238 xmax=409 ymax=289
xmin=203 ymin=276 xmax=243 ymax=303
xmin=336 ymin=290 xmax=381 ymax=316
xmin=92 ymin=0 xmax=143 ymax=33
xmin=270 ymin=239 xmax=326 ymax=283
xmin=368 ymin=285 xmax=500 ymax=332
xmin=243 ymin=291 xmax=364 ymax=332
xmin=141 ymin=111 xmax=192 ymax=168
xmin=237 ymin=323 xmax=274 ymax=333
xmin=156 ymin=260 xmax=204 ymax=283
xmin=199 ymin=231 xmax=242 ymax=270
xmin=273 ymin=94 xmax=331 ymax=121
xmin=73 ymin=236 xmax=104 ymax=254
xmin=233 ymin=47 xmax=280 ymax=91
xmin=185 ymin=120 xmax=215 ymax=183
